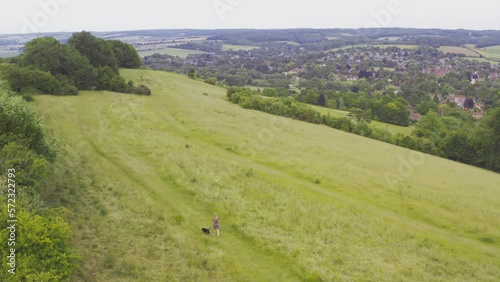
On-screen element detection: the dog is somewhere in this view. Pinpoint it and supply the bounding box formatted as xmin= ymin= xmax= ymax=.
xmin=201 ymin=227 xmax=211 ymax=235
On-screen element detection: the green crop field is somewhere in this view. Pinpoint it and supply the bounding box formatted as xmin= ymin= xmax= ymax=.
xmin=33 ymin=69 xmax=500 ymax=281
xmin=329 ymin=44 xmax=419 ymax=52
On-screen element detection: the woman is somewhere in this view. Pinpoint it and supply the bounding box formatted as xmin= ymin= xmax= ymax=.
xmin=213 ymin=213 xmax=220 ymax=238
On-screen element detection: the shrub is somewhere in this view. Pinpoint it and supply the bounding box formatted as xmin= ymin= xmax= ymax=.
xmin=132 ymin=85 xmax=152 ymax=96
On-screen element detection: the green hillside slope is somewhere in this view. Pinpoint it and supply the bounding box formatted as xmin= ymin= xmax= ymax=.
xmin=33 ymin=69 xmax=500 ymax=281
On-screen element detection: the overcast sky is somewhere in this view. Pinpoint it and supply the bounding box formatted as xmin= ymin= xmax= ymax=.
xmin=1 ymin=0 xmax=499 ymax=34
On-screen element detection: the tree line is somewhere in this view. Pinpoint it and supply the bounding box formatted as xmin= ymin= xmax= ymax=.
xmin=0 ymin=31 xmax=150 ymax=98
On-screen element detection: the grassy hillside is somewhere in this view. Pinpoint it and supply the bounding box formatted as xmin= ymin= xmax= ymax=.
xmin=33 ymin=69 xmax=500 ymax=281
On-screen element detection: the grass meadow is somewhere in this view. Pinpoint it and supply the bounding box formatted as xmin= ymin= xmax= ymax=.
xmin=33 ymin=69 xmax=500 ymax=281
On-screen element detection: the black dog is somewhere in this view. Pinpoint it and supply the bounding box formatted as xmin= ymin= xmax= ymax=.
xmin=201 ymin=227 xmax=211 ymax=235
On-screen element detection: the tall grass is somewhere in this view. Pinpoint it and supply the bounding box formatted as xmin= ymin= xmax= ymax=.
xmin=33 ymin=69 xmax=500 ymax=281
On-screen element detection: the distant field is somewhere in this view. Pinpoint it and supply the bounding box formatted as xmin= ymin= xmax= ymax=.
xmin=222 ymin=44 xmax=259 ymax=51
xmin=329 ymin=44 xmax=419 ymax=52
xmin=439 ymin=46 xmax=480 ymax=57
xmin=377 ymin=37 xmax=401 ymax=41
xmin=312 ymin=105 xmax=414 ymax=136
xmin=465 ymin=44 xmax=500 ymax=60
xmin=138 ymin=47 xmax=206 ymax=58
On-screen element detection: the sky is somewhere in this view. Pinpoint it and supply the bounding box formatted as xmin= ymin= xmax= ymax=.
xmin=1 ymin=0 xmax=500 ymax=34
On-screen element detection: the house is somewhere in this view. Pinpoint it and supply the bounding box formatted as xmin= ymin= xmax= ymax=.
xmin=409 ymin=111 xmax=422 ymax=121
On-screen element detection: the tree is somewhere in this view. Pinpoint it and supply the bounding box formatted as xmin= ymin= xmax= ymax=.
xmin=187 ymin=69 xmax=196 ymax=79
xmin=262 ymin=88 xmax=278 ymax=97
xmin=60 ymin=45 xmax=97 ymax=89
xmin=476 ymin=108 xmax=500 ymax=171
xmin=317 ymin=93 xmax=326 ymax=106
xmin=22 ymin=37 xmax=65 ymax=74
xmin=68 ymin=31 xmax=118 ymax=71
xmin=464 ymin=98 xmax=475 ymax=109
xmin=413 ymin=111 xmax=446 ymax=147
xmin=0 ymin=91 xmax=54 ymax=159
xmin=3 ymin=65 xmax=61 ymax=95
xmin=109 ymin=40 xmax=141 ymax=68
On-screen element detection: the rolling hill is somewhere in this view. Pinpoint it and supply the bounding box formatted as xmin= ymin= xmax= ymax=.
xmin=33 ymin=69 xmax=500 ymax=281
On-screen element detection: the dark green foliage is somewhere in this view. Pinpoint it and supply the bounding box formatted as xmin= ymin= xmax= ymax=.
xmin=21 ymin=37 xmax=65 ymax=74
xmin=0 ymin=91 xmax=54 ymax=159
xmin=0 ymin=86 xmax=76 ymax=281
xmin=68 ymin=31 xmax=118 ymax=71
xmin=56 ymin=84 xmax=79 ymax=96
xmin=132 ymin=85 xmax=152 ymax=96
xmin=11 ymin=32 xmax=146 ymax=96
xmin=96 ymin=66 xmax=151 ymax=95
xmin=476 ymin=108 xmax=500 ymax=171
xmin=204 ymin=77 xmax=218 ymax=85
xmin=109 ymin=40 xmax=142 ymax=68
xmin=60 ymin=45 xmax=97 ymax=90
xmin=3 ymin=65 xmax=62 ymax=94
xmin=187 ymin=69 xmax=196 ymax=79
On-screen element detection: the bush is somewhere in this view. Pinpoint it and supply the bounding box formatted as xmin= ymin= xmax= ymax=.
xmin=132 ymin=85 xmax=152 ymax=96
xmin=0 ymin=92 xmax=54 ymax=159
xmin=204 ymin=77 xmax=217 ymax=85
xmin=55 ymin=84 xmax=79 ymax=96
xmin=4 ymin=65 xmax=62 ymax=94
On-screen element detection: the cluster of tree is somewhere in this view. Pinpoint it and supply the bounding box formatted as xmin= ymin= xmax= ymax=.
xmin=408 ymin=109 xmax=500 ymax=172
xmin=0 ymin=83 xmax=77 ymax=280
xmin=1 ymin=32 xmax=149 ymax=97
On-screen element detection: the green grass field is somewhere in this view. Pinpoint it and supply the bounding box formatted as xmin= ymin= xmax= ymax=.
xmin=138 ymin=47 xmax=206 ymax=58
xmin=311 ymin=105 xmax=414 ymax=136
xmin=465 ymin=44 xmax=500 ymax=61
xmin=222 ymin=44 xmax=259 ymax=51
xmin=33 ymin=69 xmax=500 ymax=281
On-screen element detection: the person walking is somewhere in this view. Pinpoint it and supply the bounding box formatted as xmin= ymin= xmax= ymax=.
xmin=213 ymin=213 xmax=220 ymax=238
